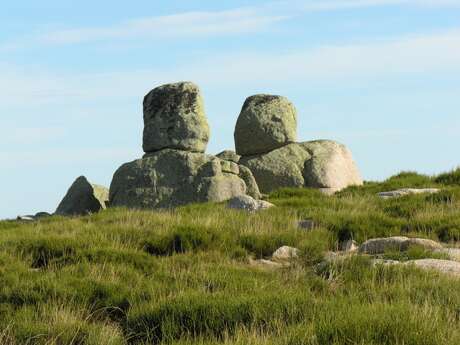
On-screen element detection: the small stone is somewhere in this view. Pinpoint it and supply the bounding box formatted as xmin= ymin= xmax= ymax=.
xmin=378 ymin=188 xmax=440 ymax=199
xmin=35 ymin=212 xmax=51 ymax=219
xmin=340 ymin=240 xmax=359 ymax=252
xmin=298 ymin=219 xmax=315 ymax=230
xmin=227 ymin=195 xmax=274 ymax=212
xmin=272 ymin=246 xmax=300 ymax=262
xmin=16 ymin=215 xmax=35 ymax=221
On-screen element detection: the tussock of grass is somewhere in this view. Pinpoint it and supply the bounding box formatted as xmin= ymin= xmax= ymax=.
xmin=0 ymin=170 xmax=460 ymax=344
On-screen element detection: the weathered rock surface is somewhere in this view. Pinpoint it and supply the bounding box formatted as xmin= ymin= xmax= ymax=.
xmin=272 ymin=246 xmax=300 ymax=262
xmin=406 ymin=259 xmax=460 ymax=277
xmin=378 ymin=188 xmax=440 ymax=199
xmin=110 ymin=150 xmax=246 ymax=209
xmin=56 ymin=176 xmax=109 ymax=216
xmin=237 ymin=165 xmax=261 ymax=200
xmin=235 ymin=95 xmax=297 ymax=156
xmin=216 ymin=150 xmax=240 ymax=163
xmin=227 ymin=195 xmax=274 ymax=212
xmin=239 ymin=140 xmax=363 ymax=194
xmin=142 ymin=82 xmax=210 ymax=153
xmin=359 ymin=236 xmax=443 ymax=255
xmin=435 ymin=248 xmax=460 ymax=262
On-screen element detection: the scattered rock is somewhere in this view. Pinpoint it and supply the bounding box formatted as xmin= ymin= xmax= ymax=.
xmin=377 ymin=188 xmax=440 ymax=199
xmin=435 ymin=248 xmax=460 ymax=262
xmin=272 ymin=246 xmax=300 ymax=262
xmin=227 ymin=195 xmax=274 ymax=212
xmin=56 ymin=176 xmax=109 ymax=216
xmin=235 ymin=95 xmax=297 ymax=156
xmin=142 ymin=82 xmax=210 ymax=153
xmin=216 ymin=150 xmax=240 ymax=163
xmin=340 ymin=240 xmax=359 ymax=252
xmin=34 ymin=212 xmax=51 ymax=219
xmin=239 ymin=141 xmax=362 ymax=194
xmin=408 ymin=238 xmax=443 ymax=250
xmin=359 ymin=236 xmax=443 ymax=255
xmin=298 ymin=219 xmax=315 ymax=230
xmin=110 ymin=150 xmax=246 ymax=209
xmin=249 ymin=258 xmax=285 ymax=269
xmin=16 ymin=215 xmax=35 ymax=222
xmin=406 ymin=259 xmax=460 ymax=277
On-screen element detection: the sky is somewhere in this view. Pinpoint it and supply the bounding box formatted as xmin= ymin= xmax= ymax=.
xmin=1 ymin=0 xmax=459 ymax=219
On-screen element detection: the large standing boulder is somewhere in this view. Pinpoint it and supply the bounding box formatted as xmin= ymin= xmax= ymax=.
xmin=234 ymin=95 xmax=297 ymax=156
xmin=143 ymin=82 xmax=210 ymax=153
xmin=110 ymin=150 xmax=246 ymax=209
xmin=56 ymin=176 xmax=109 ymax=216
xmin=239 ymin=140 xmax=362 ymax=194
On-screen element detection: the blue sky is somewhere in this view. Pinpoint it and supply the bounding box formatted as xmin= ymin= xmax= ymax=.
xmin=1 ymin=0 xmax=459 ymax=218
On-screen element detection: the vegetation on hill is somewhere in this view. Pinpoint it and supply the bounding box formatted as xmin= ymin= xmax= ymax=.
xmin=0 ymin=169 xmax=460 ymax=345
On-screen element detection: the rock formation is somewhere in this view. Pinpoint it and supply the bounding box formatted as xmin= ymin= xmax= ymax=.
xmin=56 ymin=176 xmax=109 ymax=216
xmin=235 ymin=94 xmax=363 ymax=194
xmin=110 ymin=82 xmax=250 ymax=209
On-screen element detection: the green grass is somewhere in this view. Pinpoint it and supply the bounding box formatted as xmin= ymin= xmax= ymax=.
xmin=0 ymin=169 xmax=460 ymax=344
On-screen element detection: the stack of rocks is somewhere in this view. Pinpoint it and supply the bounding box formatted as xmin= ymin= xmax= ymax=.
xmin=232 ymin=94 xmax=363 ymax=194
xmin=109 ymin=82 xmax=255 ymax=209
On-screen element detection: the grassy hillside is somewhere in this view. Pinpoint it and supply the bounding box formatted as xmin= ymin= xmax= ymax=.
xmin=1 ymin=169 xmax=460 ymax=344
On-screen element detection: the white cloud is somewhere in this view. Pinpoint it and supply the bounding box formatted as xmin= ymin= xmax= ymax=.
xmin=1 ymin=29 xmax=459 ymax=107
xmin=37 ymin=8 xmax=287 ymax=45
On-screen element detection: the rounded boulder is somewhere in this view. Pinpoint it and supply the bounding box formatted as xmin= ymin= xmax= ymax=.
xmin=234 ymin=94 xmax=297 ymax=156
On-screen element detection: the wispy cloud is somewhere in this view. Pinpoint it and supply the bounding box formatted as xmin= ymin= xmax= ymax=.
xmin=37 ymin=8 xmax=287 ymax=45
xmin=298 ymin=0 xmax=460 ymax=11
xmin=1 ymin=29 xmax=459 ymax=106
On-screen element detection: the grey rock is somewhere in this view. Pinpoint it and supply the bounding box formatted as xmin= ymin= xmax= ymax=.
xmin=406 ymin=259 xmax=460 ymax=277
xmin=142 ymin=82 xmax=210 ymax=153
xmin=34 ymin=212 xmax=51 ymax=219
xmin=56 ymin=176 xmax=109 ymax=216
xmin=359 ymin=236 xmax=443 ymax=255
xmin=359 ymin=236 xmax=410 ymax=254
xmin=227 ymin=195 xmax=274 ymax=212
xmin=272 ymin=246 xmax=300 ymax=262
xmin=216 ymin=150 xmax=241 ymax=163
xmin=249 ymin=258 xmax=285 ymax=269
xmin=298 ymin=219 xmax=315 ymax=230
xmin=239 ymin=140 xmax=363 ymax=194
xmin=238 ymin=165 xmax=262 ymax=200
xmin=235 ymin=95 xmax=297 ymax=156
xmin=16 ymin=215 xmax=35 ymax=221
xmin=435 ymin=248 xmax=460 ymax=262
xmin=378 ymin=188 xmax=440 ymax=199
xmin=110 ymin=150 xmax=247 ymax=209
xmin=340 ymin=240 xmax=359 ymax=252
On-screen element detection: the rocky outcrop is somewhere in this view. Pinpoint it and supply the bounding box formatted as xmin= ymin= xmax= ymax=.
xmin=143 ymin=82 xmax=210 ymax=153
xmin=110 ymin=82 xmax=249 ymax=210
xmin=234 ymin=94 xmax=362 ymax=194
xmin=234 ymin=95 xmax=297 ymax=156
xmin=56 ymin=176 xmax=109 ymax=216
xmin=110 ymin=150 xmax=246 ymax=208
